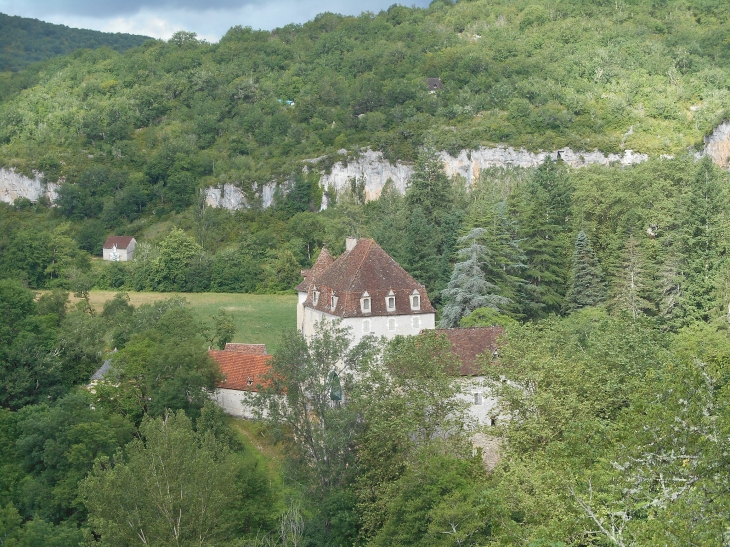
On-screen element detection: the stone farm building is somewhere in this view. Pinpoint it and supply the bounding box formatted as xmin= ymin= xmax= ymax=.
xmin=209 ymin=343 xmax=272 ymax=418
xmin=296 ymin=237 xmax=436 ymax=345
xmin=438 ymin=326 xmax=504 ymax=427
xmin=102 ymin=236 xmax=136 ymax=261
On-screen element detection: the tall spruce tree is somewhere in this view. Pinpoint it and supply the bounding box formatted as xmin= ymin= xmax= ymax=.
xmin=403 ymin=207 xmax=440 ymax=296
xmin=439 ymin=228 xmax=511 ymax=328
xmin=511 ymin=159 xmax=572 ymax=319
xmin=467 ymin=189 xmax=527 ymax=315
xmin=564 ymin=230 xmax=607 ymax=312
xmin=405 ymin=143 xmax=453 ymax=227
xmin=676 ymin=158 xmax=727 ymax=325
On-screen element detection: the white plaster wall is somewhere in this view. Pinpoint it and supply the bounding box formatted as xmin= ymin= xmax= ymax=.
xmin=102 ymin=248 xmax=131 ymax=261
xmin=213 ymin=388 xmax=273 ymax=419
xmin=297 ymin=291 xmax=307 ymax=332
xmin=457 ymin=377 xmax=500 ymax=427
xmin=301 ymin=306 xmax=435 ymax=345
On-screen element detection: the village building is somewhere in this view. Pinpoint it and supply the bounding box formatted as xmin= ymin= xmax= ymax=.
xmin=102 ymin=236 xmax=136 ymax=261
xmin=437 ymin=326 xmax=504 ymax=427
xmin=209 ymin=344 xmax=272 ymax=418
xmin=296 ymin=237 xmax=436 ymax=345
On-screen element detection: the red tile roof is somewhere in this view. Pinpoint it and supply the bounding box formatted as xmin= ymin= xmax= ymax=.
xmin=295 ymin=247 xmax=334 ymax=292
xmin=436 ymin=327 xmax=505 ymax=376
xmin=303 ymin=238 xmax=435 ymax=318
xmin=224 ymin=343 xmax=267 ymax=354
xmin=209 ymin=350 xmax=272 ymax=392
xmin=103 ymin=236 xmax=136 ymax=249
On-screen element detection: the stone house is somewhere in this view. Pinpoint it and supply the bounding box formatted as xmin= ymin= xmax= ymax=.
xmin=296 ymin=237 xmax=436 ymax=345
xmin=208 ymin=343 xmax=273 ymax=418
xmin=102 ymin=236 xmax=136 ymax=261
xmin=437 ymin=326 xmax=505 ymax=427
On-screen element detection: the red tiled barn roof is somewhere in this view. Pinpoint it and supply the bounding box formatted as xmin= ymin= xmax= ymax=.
xmin=303 ymin=238 xmax=435 ymax=318
xmin=209 ymin=350 xmax=272 ymax=392
xmin=103 ymin=236 xmax=136 ymax=249
xmin=436 ymin=327 xmax=505 ymax=376
xmin=295 ymin=247 xmax=334 ymax=292
xmin=224 ymin=343 xmax=267 ymax=354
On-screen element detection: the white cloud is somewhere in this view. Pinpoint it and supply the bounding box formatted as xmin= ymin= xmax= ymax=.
xmin=0 ymin=0 xmax=431 ymax=42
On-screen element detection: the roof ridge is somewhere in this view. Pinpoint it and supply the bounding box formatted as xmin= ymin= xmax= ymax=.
xmin=349 ymin=238 xmax=373 ymax=292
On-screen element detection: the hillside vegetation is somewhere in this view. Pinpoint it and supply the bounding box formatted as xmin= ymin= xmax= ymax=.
xmin=0 ymin=12 xmax=150 ymax=72
xmin=1 ymin=0 xmax=729 ymax=212
xmin=1 ymin=2 xmax=730 ymax=545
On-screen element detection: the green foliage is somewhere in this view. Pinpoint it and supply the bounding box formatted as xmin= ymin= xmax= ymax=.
xmin=0 ymin=280 xmax=63 ymax=409
xmin=440 ymin=228 xmax=511 ymax=327
xmin=563 ymin=230 xmax=607 ymax=312
xmin=95 ymin=306 xmax=220 ymax=422
xmin=14 ymin=391 xmax=134 ymax=524
xmin=0 ymin=13 xmax=149 ymax=73
xmin=211 ymin=308 xmax=236 ymax=350
xmin=81 ymin=410 xmax=244 ymax=547
xmin=459 ymin=306 xmax=519 ymax=330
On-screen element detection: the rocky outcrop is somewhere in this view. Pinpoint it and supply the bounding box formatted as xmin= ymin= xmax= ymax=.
xmin=0 ymin=169 xmax=58 ymax=205
xmin=204 ymin=182 xmax=276 ymax=210
xmin=439 ymin=147 xmax=648 ymax=185
xmin=317 ymin=146 xmax=649 ymax=202
xmin=319 ymin=149 xmax=415 ymax=201
xmin=702 ymin=121 xmax=730 ymax=168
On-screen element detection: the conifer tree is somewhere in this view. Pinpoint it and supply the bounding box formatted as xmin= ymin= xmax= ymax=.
xmin=466 ymin=190 xmax=527 ymax=314
xmin=405 ymin=143 xmax=453 ymax=227
xmin=564 ymin=230 xmax=607 ymax=312
xmin=511 ymin=159 xmax=572 ymax=319
xmin=676 ymin=158 xmax=727 ymax=324
xmin=403 ymin=207 xmax=440 ymax=295
xmin=440 ymin=228 xmax=511 ymax=328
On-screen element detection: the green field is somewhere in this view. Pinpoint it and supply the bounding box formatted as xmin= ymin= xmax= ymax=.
xmin=76 ymin=291 xmax=297 ymax=353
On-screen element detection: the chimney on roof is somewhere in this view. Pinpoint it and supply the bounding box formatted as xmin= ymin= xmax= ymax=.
xmin=345 ymin=237 xmax=357 ymax=252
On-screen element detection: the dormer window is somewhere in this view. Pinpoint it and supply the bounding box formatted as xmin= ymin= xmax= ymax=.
xmin=330 ymin=293 xmax=338 ymax=310
xmin=386 ymin=290 xmax=396 ymax=312
xmin=410 ymin=290 xmax=421 ymax=311
xmin=360 ymin=291 xmax=371 ymax=314
xmin=312 ymin=287 xmax=319 ymax=306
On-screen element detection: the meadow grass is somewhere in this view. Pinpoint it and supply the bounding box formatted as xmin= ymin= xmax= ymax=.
xmin=73 ymin=291 xmax=297 ymax=353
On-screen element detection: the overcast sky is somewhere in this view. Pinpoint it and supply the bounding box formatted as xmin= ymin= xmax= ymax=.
xmin=0 ymin=0 xmax=431 ymax=42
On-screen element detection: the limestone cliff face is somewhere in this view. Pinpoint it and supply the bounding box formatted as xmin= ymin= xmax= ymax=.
xmin=317 ymin=146 xmax=649 ymax=202
xmin=319 ymin=149 xmax=415 ymax=201
xmin=703 ymin=121 xmax=730 ymax=168
xmin=3 ymin=123 xmax=729 ymax=210
xmin=0 ymin=169 xmax=58 ymax=205
xmin=204 ymin=181 xmax=276 ymax=210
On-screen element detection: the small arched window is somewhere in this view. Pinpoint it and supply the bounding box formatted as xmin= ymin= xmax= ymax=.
xmin=330 ymin=293 xmax=338 ymax=310
xmin=385 ymin=289 xmax=396 ymax=312
xmin=360 ymin=291 xmax=371 ymax=313
xmin=312 ymin=286 xmax=319 ymax=306
xmin=410 ymin=290 xmax=421 ymax=311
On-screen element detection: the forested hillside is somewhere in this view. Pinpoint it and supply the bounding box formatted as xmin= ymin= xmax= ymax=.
xmin=1 ymin=1 xmax=730 ymax=545
xmin=0 ymin=12 xmax=150 ymax=72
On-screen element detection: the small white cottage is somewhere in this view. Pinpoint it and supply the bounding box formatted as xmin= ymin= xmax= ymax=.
xmin=102 ymin=236 xmax=136 ymax=261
